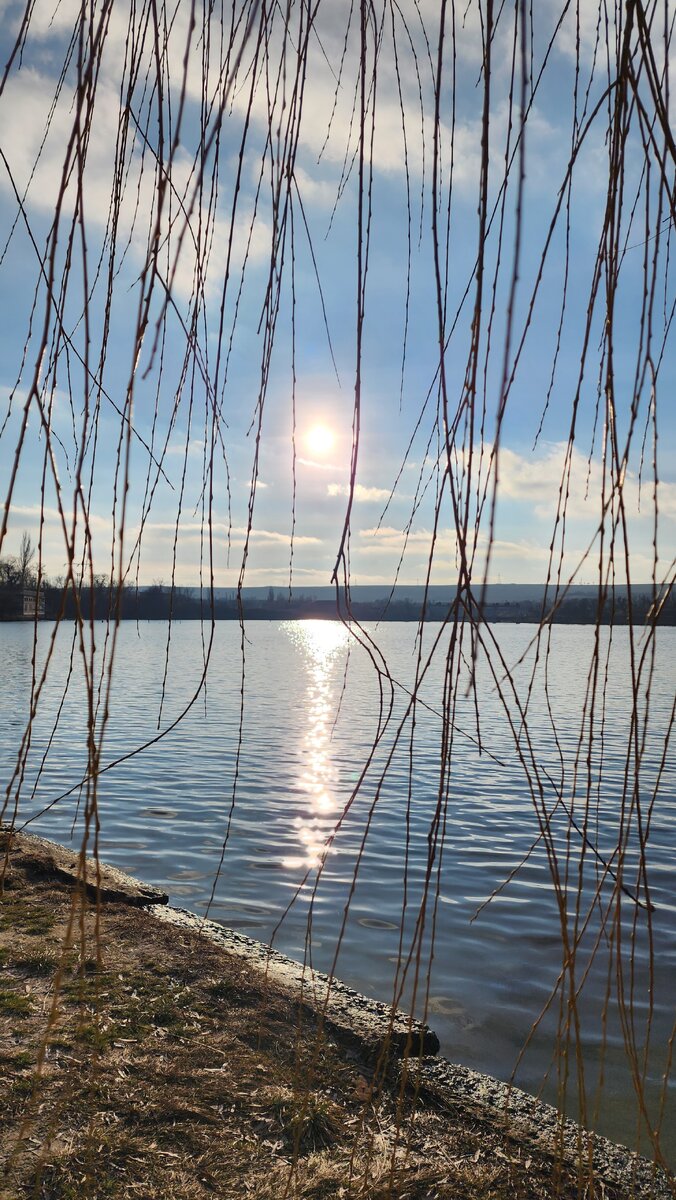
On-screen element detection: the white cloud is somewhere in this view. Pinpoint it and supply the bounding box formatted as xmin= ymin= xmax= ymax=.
xmin=141 ymin=521 xmax=320 ymax=547
xmin=498 ymin=442 xmax=676 ymax=522
xmin=327 ymin=482 xmax=391 ymax=502
xmin=550 ymin=0 xmax=617 ymax=66
xmin=297 ymin=457 xmax=337 ymax=472
xmin=165 ymin=439 xmax=205 ymax=458
xmin=0 ymin=0 xmax=617 ymax=318
xmin=357 ymin=525 xmax=456 ymax=558
xmin=292 ymin=166 xmax=338 ymax=210
xmin=8 ymin=0 xmax=481 ymax=190
xmin=0 ymin=64 xmax=271 ymax=303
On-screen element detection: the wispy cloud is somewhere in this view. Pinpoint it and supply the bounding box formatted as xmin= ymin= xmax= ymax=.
xmin=327 ymin=483 xmax=392 ymax=502
xmin=297 ymin=457 xmax=338 ymax=472
xmin=0 ymin=66 xmax=271 ymax=303
xmin=356 ymin=525 xmax=456 ymax=557
xmin=498 ymin=442 xmax=676 ymax=521
xmin=145 ymin=522 xmax=321 ymax=547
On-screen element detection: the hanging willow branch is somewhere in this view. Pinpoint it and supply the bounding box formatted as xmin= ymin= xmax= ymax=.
xmin=0 ymin=0 xmax=674 ymax=1192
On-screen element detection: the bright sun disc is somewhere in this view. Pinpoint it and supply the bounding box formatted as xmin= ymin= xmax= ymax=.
xmin=306 ymin=424 xmax=335 ymax=457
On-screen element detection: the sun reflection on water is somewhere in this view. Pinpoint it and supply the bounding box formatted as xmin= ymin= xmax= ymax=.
xmin=283 ymin=620 xmax=350 ymax=871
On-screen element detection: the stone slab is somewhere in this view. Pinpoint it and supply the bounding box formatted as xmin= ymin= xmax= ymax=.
xmin=148 ymin=902 xmax=439 ymax=1062
xmin=404 ymin=1057 xmax=674 ymax=1200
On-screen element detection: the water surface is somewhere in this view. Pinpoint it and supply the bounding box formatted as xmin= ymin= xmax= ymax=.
xmin=1 ymin=619 xmax=673 ymax=1159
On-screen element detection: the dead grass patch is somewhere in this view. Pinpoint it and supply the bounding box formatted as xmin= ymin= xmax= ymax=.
xmin=0 ymin=832 xmax=634 ymax=1199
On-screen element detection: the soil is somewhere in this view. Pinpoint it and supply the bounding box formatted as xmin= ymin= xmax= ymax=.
xmin=0 ymin=828 xmax=670 ymax=1199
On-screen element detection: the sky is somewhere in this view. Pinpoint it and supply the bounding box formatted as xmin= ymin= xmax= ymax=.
xmin=0 ymin=0 xmax=674 ymax=591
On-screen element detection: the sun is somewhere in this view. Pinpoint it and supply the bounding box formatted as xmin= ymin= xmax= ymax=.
xmin=306 ymin=423 xmax=335 ymax=458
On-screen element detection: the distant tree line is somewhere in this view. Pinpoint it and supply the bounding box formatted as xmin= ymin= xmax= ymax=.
xmin=1 ymin=536 xmax=673 ymax=625
xmin=476 ymin=593 xmax=675 ymax=627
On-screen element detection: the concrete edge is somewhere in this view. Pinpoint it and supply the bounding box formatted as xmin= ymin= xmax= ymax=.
xmin=403 ymin=1058 xmax=674 ymax=1200
xmin=149 ymin=906 xmax=674 ymax=1200
xmin=148 ymin=902 xmax=439 ymax=1060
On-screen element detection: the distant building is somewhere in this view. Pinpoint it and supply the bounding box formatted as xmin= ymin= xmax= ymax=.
xmin=22 ymin=588 xmax=45 ymax=619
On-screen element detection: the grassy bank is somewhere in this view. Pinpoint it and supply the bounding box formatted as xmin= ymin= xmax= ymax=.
xmin=0 ymin=829 xmax=665 ymax=1199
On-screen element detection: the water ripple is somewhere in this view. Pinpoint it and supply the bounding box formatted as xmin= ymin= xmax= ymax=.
xmin=1 ymin=618 xmax=673 ymax=1160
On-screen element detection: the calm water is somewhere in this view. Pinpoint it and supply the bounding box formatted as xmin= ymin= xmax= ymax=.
xmin=1 ymin=619 xmax=674 ymax=1159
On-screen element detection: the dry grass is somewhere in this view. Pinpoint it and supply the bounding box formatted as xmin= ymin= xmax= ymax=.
xmin=0 ymin=833 xmax=626 ymax=1199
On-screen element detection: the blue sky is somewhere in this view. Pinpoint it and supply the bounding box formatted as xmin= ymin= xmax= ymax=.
xmin=0 ymin=0 xmax=673 ymax=589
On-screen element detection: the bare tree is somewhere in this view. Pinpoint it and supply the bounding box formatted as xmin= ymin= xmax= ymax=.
xmin=17 ymin=532 xmax=35 ymax=590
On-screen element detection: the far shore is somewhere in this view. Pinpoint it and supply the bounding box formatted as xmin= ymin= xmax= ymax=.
xmin=2 ymin=579 xmax=675 ymax=626
xmin=2 ymin=601 xmax=674 ymax=625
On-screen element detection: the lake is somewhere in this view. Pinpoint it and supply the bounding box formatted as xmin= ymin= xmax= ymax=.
xmin=1 ymin=618 xmax=674 ymax=1161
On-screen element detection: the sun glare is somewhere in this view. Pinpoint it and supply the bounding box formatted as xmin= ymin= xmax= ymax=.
xmin=306 ymin=423 xmax=335 ymax=458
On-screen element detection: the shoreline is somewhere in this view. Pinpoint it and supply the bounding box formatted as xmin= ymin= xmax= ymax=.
xmin=1 ymin=825 xmax=673 ymax=1199
xmin=151 ymin=901 xmax=673 ymax=1196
